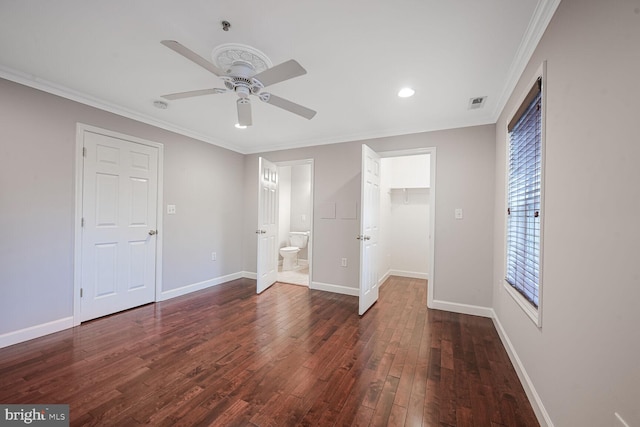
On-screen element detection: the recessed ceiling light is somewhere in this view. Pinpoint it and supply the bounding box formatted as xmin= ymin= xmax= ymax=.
xmin=235 ymin=123 xmax=247 ymax=129
xmin=398 ymin=87 xmax=415 ymax=98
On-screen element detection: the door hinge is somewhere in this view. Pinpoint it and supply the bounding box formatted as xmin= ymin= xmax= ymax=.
xmin=81 ymin=217 xmax=85 ymax=227
xmin=82 ymin=147 xmax=87 ymax=157
xmin=80 ymin=288 xmax=83 ymax=298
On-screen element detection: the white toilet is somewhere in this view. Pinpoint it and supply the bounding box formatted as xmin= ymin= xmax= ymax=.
xmin=279 ymin=231 xmax=309 ymax=271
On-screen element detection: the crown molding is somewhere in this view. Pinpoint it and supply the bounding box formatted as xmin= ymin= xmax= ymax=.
xmin=0 ymin=65 xmax=244 ymax=154
xmin=1 ymin=1 xmax=561 ymax=156
xmin=492 ymin=0 xmax=561 ymax=121
xmin=241 ymin=116 xmax=495 ymax=154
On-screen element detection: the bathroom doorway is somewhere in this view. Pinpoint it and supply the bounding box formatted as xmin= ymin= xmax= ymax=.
xmin=276 ymin=159 xmax=314 ymax=286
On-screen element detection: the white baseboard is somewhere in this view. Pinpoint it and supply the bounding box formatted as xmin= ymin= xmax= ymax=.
xmin=491 ymin=310 xmax=553 ymax=427
xmin=379 ymin=270 xmax=391 ymax=287
xmin=243 ymin=271 xmax=257 ymax=280
xmin=0 ymin=317 xmax=74 ymax=349
xmin=389 ymin=269 xmax=429 ymax=280
xmin=429 ymin=299 xmax=493 ymax=318
xmin=310 ymin=281 xmax=359 ymax=296
xmin=159 ymin=272 xmax=244 ymax=301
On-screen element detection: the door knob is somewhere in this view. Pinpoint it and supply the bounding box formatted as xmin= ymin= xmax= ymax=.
xmin=148 ymin=230 xmax=157 ymax=236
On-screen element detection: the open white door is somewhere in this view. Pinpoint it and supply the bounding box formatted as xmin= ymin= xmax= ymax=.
xmin=80 ymin=131 xmax=158 ymax=321
xmin=256 ymin=157 xmax=279 ymax=293
xmin=359 ymin=144 xmax=380 ymax=315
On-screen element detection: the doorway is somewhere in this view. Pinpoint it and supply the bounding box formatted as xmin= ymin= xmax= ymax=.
xmin=377 ymin=148 xmax=436 ymax=307
xmin=73 ymin=124 xmax=164 ymax=325
xmin=276 ymin=159 xmax=313 ymax=287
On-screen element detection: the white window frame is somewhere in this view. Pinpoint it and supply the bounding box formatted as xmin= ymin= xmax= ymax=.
xmin=503 ymin=62 xmax=546 ymax=328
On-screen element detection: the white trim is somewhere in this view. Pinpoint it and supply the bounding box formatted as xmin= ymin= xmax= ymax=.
xmin=159 ymin=272 xmax=245 ymax=301
xmin=492 ymin=0 xmax=561 ymax=121
xmin=388 ymin=270 xmax=428 ymax=280
xmin=310 ymin=281 xmax=359 ymax=297
xmin=379 ymin=270 xmax=392 ymax=287
xmin=73 ymin=127 xmax=85 ymax=326
xmin=0 ymin=65 xmax=238 ymax=153
xmin=0 ymin=317 xmax=74 ymax=349
xmin=73 ymin=124 xmax=164 ymax=326
xmin=503 ymin=280 xmax=541 ymax=325
xmin=243 ymin=271 xmax=258 ymax=280
xmin=614 ymin=413 xmax=630 ymax=427
xmin=502 ymin=62 xmax=546 ymax=328
xmin=491 ymin=310 xmax=554 ymax=427
xmin=430 ymin=300 xmax=493 ymax=318
xmin=0 ymin=0 xmax=560 ymax=159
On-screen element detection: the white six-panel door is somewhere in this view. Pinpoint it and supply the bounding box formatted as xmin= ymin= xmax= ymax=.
xmin=256 ymin=157 xmax=279 ymax=294
xmin=80 ymin=131 xmax=159 ymax=322
xmin=359 ymin=144 xmax=381 ymax=315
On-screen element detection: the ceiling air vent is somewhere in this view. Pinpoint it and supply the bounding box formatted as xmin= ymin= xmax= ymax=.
xmin=468 ymin=96 xmax=487 ymax=110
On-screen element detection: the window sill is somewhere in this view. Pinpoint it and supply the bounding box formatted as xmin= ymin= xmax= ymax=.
xmin=503 ymin=280 xmax=542 ymax=328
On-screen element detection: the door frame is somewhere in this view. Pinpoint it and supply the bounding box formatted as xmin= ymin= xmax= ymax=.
xmin=274 ymin=158 xmax=315 ymax=285
xmin=378 ymin=147 xmax=437 ymax=308
xmin=72 ymin=123 xmax=164 ymax=326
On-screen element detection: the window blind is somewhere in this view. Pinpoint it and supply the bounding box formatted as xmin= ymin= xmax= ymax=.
xmin=506 ymin=78 xmax=541 ymax=308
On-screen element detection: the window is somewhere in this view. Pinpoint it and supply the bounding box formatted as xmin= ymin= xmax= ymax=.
xmin=505 ymin=72 xmax=544 ymax=324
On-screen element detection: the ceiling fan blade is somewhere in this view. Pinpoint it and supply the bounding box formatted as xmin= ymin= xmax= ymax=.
xmin=161 ymin=88 xmax=227 ymax=100
xmin=237 ymin=99 xmax=252 ymax=127
xmin=252 ymin=60 xmax=307 ymax=88
xmin=161 ymin=40 xmax=226 ymax=76
xmin=262 ymin=93 xmax=316 ymax=120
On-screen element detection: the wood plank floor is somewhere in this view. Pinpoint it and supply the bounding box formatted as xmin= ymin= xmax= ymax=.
xmin=0 ymin=277 xmax=539 ymax=426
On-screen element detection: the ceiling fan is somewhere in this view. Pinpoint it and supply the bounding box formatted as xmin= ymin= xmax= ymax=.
xmin=160 ymin=40 xmax=316 ymax=127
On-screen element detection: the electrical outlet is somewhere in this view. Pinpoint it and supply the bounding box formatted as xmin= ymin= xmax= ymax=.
xmin=211 ymin=252 xmax=217 ymax=261
xmin=455 ymin=208 xmax=463 ymax=219
xmin=341 ymin=258 xmax=347 ymax=267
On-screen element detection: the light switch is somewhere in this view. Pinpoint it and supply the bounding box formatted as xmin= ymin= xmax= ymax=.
xmin=455 ymin=208 xmax=463 ymax=219
xmin=167 ymin=204 xmax=176 ymax=215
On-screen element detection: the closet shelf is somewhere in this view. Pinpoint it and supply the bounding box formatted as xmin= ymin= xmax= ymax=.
xmin=388 ymin=186 xmax=430 ymax=190
xmin=388 ymin=187 xmax=430 ymax=204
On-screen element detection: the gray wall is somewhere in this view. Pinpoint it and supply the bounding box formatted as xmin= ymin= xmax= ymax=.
xmin=0 ymin=78 xmax=245 ymax=335
xmin=244 ymin=124 xmax=495 ymax=307
xmin=492 ymin=0 xmax=640 ymax=425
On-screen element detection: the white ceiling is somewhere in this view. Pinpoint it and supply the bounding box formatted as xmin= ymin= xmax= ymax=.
xmin=0 ymin=0 xmax=558 ymax=154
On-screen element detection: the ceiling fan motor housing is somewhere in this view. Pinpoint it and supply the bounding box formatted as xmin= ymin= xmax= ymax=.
xmin=222 ymin=62 xmax=265 ymax=97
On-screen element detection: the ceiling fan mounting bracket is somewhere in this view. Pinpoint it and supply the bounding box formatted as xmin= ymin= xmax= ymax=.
xmin=211 ymin=43 xmax=272 ymax=74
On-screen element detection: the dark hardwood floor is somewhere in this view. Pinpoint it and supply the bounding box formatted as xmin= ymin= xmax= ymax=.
xmin=0 ymin=277 xmax=538 ymax=426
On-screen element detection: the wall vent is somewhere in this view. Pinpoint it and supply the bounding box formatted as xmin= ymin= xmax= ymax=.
xmin=468 ymin=96 xmax=487 ymax=110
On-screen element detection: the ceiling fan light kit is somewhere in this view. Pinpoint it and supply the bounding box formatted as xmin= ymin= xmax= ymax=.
xmin=161 ymin=40 xmax=316 ymax=127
